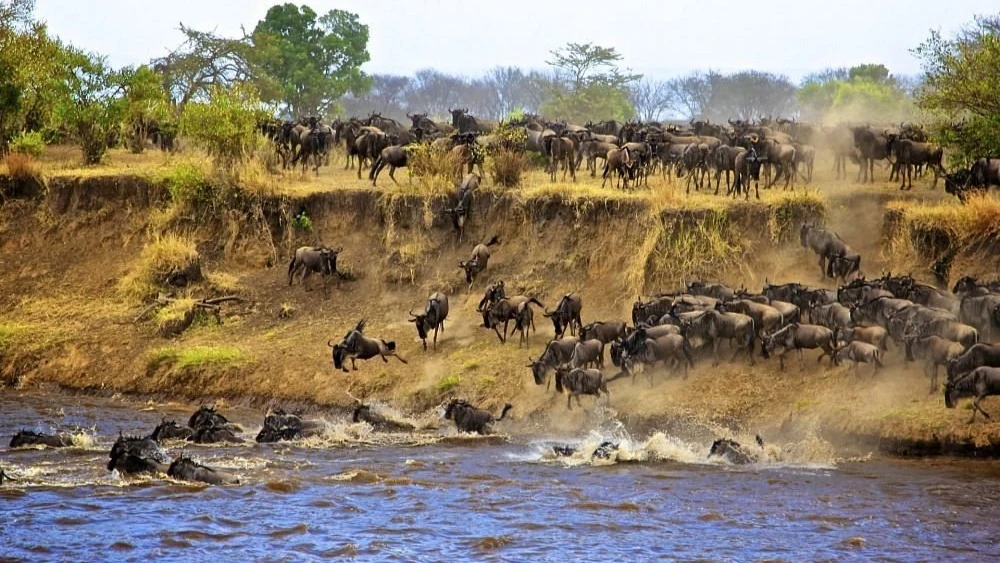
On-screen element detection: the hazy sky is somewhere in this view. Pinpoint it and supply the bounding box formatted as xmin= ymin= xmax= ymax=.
xmin=34 ymin=0 xmax=995 ymax=81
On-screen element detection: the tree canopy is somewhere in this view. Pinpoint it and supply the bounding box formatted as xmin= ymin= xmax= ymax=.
xmin=914 ymin=14 xmax=1000 ymax=163
xmin=252 ymin=3 xmax=370 ymax=117
xmin=797 ymin=63 xmax=911 ymax=123
xmin=540 ymin=42 xmax=639 ymax=123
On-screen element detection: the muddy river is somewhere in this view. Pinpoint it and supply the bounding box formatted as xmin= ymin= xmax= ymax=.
xmin=1 ymin=390 xmax=998 ymax=561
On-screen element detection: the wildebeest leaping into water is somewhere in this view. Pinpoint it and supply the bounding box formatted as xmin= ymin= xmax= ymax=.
xmin=443 ymin=398 xmax=512 ymax=435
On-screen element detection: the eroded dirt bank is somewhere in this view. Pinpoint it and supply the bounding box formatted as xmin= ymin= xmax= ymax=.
xmin=1 ymin=174 xmax=996 ymax=457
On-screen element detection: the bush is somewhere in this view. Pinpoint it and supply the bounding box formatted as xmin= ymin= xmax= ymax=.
xmin=119 ymin=234 xmax=202 ymax=301
xmin=490 ymin=150 xmax=527 ymax=188
xmin=4 ymin=153 xmax=41 ymax=181
xmin=407 ymin=143 xmax=460 ymax=180
xmin=9 ymin=131 xmax=44 ymax=157
xmin=292 ymin=210 xmax=313 ymax=232
xmin=180 ymin=84 xmax=266 ymax=166
xmin=165 ymin=161 xmax=217 ymax=212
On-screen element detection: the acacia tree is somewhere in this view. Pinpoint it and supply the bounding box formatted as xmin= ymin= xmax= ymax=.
xmin=629 ymin=78 xmax=673 ymax=122
xmin=914 ymin=14 xmax=1000 ymax=163
xmin=541 ymin=42 xmax=639 ymax=123
xmin=252 ymin=3 xmax=370 ymax=117
xmin=152 ymin=24 xmax=264 ymax=108
xmin=797 ymin=63 xmax=910 ymax=123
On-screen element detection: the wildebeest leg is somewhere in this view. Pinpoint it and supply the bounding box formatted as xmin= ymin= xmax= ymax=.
xmin=493 ymin=325 xmax=505 ymax=344
xmin=301 ymin=269 xmax=312 ymax=291
xmin=432 ymin=326 xmax=439 ymax=350
xmin=567 ymin=394 xmax=573 ymax=410
xmin=575 ymin=395 xmax=584 ymax=408
xmin=393 ymin=353 xmax=408 ymax=365
xmin=712 ymin=339 xmax=721 ymax=366
xmin=351 ymin=358 xmax=358 ymax=371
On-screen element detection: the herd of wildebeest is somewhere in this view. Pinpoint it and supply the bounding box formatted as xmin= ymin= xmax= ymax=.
xmin=8 ymin=110 xmax=1000 ymax=485
xmin=258 ymin=109 xmax=1000 ymax=201
xmin=11 ymin=211 xmax=1000 ymax=484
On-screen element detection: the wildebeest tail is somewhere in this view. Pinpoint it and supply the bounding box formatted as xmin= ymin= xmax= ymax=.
xmin=497 ymin=403 xmax=513 ymax=421
xmin=605 ymin=370 xmax=630 ymax=384
xmin=528 ymin=297 xmax=545 ymax=310
xmin=287 ymin=256 xmax=298 ymax=284
xmin=484 ymin=235 xmax=500 ymax=247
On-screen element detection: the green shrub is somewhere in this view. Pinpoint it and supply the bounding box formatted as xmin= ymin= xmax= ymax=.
xmin=436 ymin=374 xmax=461 ymax=392
xmin=292 ymin=210 xmax=313 ymax=232
xmin=9 ymin=131 xmax=44 ymax=157
xmin=180 ymin=84 xmax=266 ymax=166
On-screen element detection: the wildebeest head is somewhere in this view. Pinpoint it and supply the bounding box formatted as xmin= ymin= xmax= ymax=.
xmin=443 ymin=398 xmax=468 ymax=420
xmin=329 ymin=341 xmax=347 ymax=370
xmin=459 ymin=258 xmax=479 ymax=283
xmin=943 ymin=376 xmax=964 ymax=409
xmin=799 ymin=222 xmax=814 ymax=248
xmin=150 ymin=419 xmax=192 ymax=442
xmin=408 ymin=310 xmax=431 ymax=346
xmin=188 ymin=405 xmax=228 ymax=430
xmin=477 ymin=281 xmax=505 ymax=312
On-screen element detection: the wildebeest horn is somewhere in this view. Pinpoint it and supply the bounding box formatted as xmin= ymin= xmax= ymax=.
xmin=328 ymin=340 xmax=336 ymax=347
xmin=333 ymin=246 xmax=343 ymax=254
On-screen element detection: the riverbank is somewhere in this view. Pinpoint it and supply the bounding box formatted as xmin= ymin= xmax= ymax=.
xmin=2 ymin=151 xmax=998 ymax=457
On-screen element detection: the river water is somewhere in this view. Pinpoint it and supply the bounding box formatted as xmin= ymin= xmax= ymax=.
xmin=1 ymin=390 xmax=998 ymax=561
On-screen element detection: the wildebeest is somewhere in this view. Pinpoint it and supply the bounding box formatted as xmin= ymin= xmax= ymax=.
xmin=443 ymin=399 xmax=512 ymax=435
xmin=150 ymin=419 xmax=193 ymax=442
xmin=544 ymin=293 xmax=583 ymax=339
xmin=567 ymin=338 xmax=605 ymax=369
xmin=287 ymin=245 xmax=343 ymax=294
xmin=620 ymin=329 xmax=695 ymax=383
xmin=851 ymin=126 xmax=890 ymax=183
xmin=459 ymin=235 xmax=500 ymax=290
xmin=833 ymin=341 xmax=884 ymax=378
xmin=837 ymin=326 xmax=890 ymax=351
xmin=187 ymin=405 xmax=242 ymax=434
xmin=409 ymin=292 xmax=449 ymax=350
xmin=761 ymin=323 xmax=836 ymax=371
xmin=254 ymin=409 xmax=323 ymax=443
xmin=602 ymin=146 xmax=634 ymax=188
xmin=167 ymin=456 xmax=240 ymax=485
xmin=107 ymin=433 xmax=170 ymax=475
xmin=554 ymin=366 xmax=610 ymax=410
xmin=946 ymin=343 xmax=1000 ymax=382
xmin=708 ymin=436 xmax=763 ymax=465
xmin=445 ymin=174 xmax=479 ymax=243
xmin=888 ymin=138 xmax=944 ymax=190
xmin=330 ymin=319 xmax=407 ymax=372
xmin=190 ymin=423 xmax=244 ymax=444
xmin=9 ymin=430 xmax=74 ymax=449
xmin=352 ymin=403 xmax=416 ymax=432
xmin=904 ymin=334 xmax=965 ymax=393
xmin=732 ymin=146 xmax=763 ymax=200
xmin=529 ymin=337 xmax=580 ymax=389
xmin=945 ymin=367 xmax=1000 ymax=423
xmin=800 ymin=223 xmax=860 ymax=280
xmin=685 ymin=308 xmax=756 ymax=366
xmin=370 ymin=145 xmax=408 ymax=186
xmin=0 ymin=466 xmax=14 ymax=485
xmin=969 ymin=158 xmax=1000 ymax=190
xmin=484 ymin=295 xmax=544 ymax=345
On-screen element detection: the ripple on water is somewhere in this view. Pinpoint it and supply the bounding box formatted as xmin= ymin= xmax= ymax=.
xmin=269 ymin=523 xmax=310 ymax=539
xmin=264 ymin=479 xmax=301 ymax=493
xmin=109 ymin=541 xmax=134 ymax=551
xmin=470 ymin=535 xmax=514 ymax=552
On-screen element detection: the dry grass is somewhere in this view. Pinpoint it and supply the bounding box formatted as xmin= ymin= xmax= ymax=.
xmin=118 ymin=234 xmax=200 ymax=302
xmin=3 ymin=153 xmax=42 ymax=181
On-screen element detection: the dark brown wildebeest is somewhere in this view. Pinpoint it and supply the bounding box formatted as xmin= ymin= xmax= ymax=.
xmin=969 ymin=158 xmax=1000 ymax=190
xmin=546 ymin=134 xmax=576 ymax=183
xmin=485 ymin=296 xmax=544 ymax=345
xmin=330 ymin=319 xmax=407 ymax=372
xmin=9 ymin=430 xmax=74 ymax=448
xmin=168 ymin=456 xmax=240 ymax=485
xmin=288 ymin=246 xmax=343 ymax=295
xmin=529 ymin=337 xmax=580 ymax=389
xmin=760 ymin=323 xmax=836 ymax=371
xmin=800 ymin=223 xmax=860 ymax=280
xmin=544 ymin=293 xmax=583 ymax=339
xmin=409 ymin=292 xmax=449 ymax=350
xmin=445 ymin=174 xmax=479 ymax=243
xmin=602 ymin=146 xmax=634 ymax=188
xmin=945 ymin=367 xmax=1000 ymax=423
xmin=888 ymin=138 xmax=945 ymax=190
xmin=443 ymin=399 xmax=511 ymax=434
xmin=619 ymin=327 xmax=695 ymax=383
xmin=837 ymin=326 xmax=890 ymax=351
xmin=459 ymin=235 xmax=500 ymax=290
xmin=708 ymin=436 xmax=763 ymax=465
xmin=946 ymin=343 xmax=1000 ymax=382
xmin=370 ymin=145 xmax=408 ymax=186
xmin=150 ymin=419 xmax=193 ymax=442
xmin=851 ymin=126 xmax=891 ymax=183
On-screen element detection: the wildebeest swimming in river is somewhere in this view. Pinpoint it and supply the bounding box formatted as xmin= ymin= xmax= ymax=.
xmin=708 ymin=436 xmax=764 ymax=465
xmin=167 ymin=456 xmax=240 ymax=486
xmin=255 ymin=409 xmax=324 ymax=443
xmin=150 ymin=419 xmax=193 ymax=442
xmin=0 ymin=466 xmax=15 ymax=485
xmin=443 ymin=398 xmax=512 ymax=435
xmin=352 ymin=404 xmax=416 ymax=432
xmin=9 ymin=430 xmax=74 ymax=449
xmin=552 ymin=440 xmax=620 ymax=460
xmin=107 ymin=433 xmax=171 ymax=475
xmin=186 ymin=406 xmax=244 ymax=444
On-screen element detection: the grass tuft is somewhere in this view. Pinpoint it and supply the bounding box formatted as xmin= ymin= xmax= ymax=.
xmin=436 ymin=374 xmax=461 ymax=392
xmin=4 ymin=153 xmax=42 ymax=182
xmin=147 ymin=345 xmax=252 ymax=372
xmin=119 ymin=234 xmax=201 ymax=302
